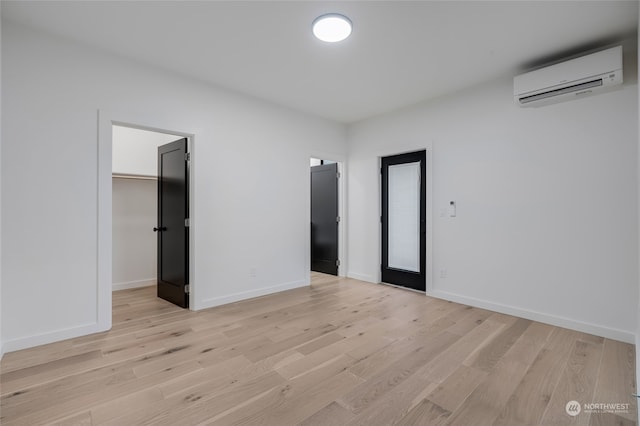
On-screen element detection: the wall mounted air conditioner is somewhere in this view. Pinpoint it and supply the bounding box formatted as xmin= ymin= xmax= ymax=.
xmin=513 ymin=46 xmax=623 ymax=107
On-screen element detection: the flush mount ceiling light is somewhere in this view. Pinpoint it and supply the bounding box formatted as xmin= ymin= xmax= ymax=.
xmin=312 ymin=14 xmax=352 ymax=43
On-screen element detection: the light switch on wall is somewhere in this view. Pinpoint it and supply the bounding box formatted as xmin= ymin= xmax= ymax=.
xmin=449 ymin=201 xmax=456 ymax=217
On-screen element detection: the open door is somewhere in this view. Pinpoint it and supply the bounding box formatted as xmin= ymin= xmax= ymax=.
xmin=381 ymin=151 xmax=426 ymax=291
xmin=155 ymin=138 xmax=189 ymax=308
xmin=311 ymin=163 xmax=339 ymax=275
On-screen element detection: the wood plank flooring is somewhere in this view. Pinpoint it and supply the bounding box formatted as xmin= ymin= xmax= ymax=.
xmin=1 ymin=273 xmax=636 ymax=425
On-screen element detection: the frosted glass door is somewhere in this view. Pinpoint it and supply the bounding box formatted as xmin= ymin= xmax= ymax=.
xmin=381 ymin=150 xmax=425 ymax=291
xmin=387 ymin=162 xmax=421 ymax=272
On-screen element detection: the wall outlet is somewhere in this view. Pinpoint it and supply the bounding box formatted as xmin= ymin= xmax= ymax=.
xmin=440 ymin=269 xmax=447 ymax=279
xmin=249 ymin=267 xmax=257 ymax=278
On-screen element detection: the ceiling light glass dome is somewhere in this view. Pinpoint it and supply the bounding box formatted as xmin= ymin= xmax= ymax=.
xmin=312 ymin=14 xmax=352 ymax=43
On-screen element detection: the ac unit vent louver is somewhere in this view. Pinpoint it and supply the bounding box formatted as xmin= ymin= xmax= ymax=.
xmin=514 ymin=46 xmax=622 ymax=107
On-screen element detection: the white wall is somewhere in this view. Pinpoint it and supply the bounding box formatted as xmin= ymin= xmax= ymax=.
xmin=0 ymin=3 xmax=4 ymax=360
xmin=3 ymin=18 xmax=636 ymax=354
xmin=1 ymin=21 xmax=347 ymax=352
xmin=348 ymin=50 xmax=638 ymax=343
xmin=637 ymin=9 xmax=640 ymax=421
xmin=112 ymin=178 xmax=157 ymax=290
xmin=112 ymin=125 xmax=181 ymax=176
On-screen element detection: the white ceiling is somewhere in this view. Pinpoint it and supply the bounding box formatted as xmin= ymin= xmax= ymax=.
xmin=2 ymin=1 xmax=638 ymax=123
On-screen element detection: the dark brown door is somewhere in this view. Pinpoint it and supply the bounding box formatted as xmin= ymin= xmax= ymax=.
xmin=311 ymin=163 xmax=339 ymax=275
xmin=381 ymin=151 xmax=426 ymax=291
xmin=155 ymin=138 xmax=189 ymax=308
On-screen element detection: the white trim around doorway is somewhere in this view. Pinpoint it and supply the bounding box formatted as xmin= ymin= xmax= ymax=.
xmin=97 ymin=109 xmax=197 ymax=334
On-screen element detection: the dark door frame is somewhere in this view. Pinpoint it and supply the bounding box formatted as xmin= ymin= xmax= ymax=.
xmin=308 ymin=157 xmax=345 ymax=278
xmin=378 ymin=149 xmax=433 ymax=294
xmin=311 ymin=162 xmax=339 ymax=275
xmin=381 ymin=150 xmax=426 ymax=291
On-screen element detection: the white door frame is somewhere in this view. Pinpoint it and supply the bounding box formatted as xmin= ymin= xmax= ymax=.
xmin=97 ymin=109 xmax=197 ymax=332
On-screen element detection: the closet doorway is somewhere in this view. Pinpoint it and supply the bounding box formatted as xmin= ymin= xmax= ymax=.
xmin=310 ymin=158 xmax=343 ymax=277
xmin=112 ymin=125 xmax=189 ymax=307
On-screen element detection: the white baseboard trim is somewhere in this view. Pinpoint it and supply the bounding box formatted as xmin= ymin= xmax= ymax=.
xmin=346 ymin=272 xmax=377 ymax=284
xmin=113 ymin=279 xmax=156 ymax=291
xmin=429 ymin=289 xmax=634 ymax=344
xmin=2 ymin=321 xmax=110 ymax=354
xmin=197 ymin=279 xmax=308 ymax=310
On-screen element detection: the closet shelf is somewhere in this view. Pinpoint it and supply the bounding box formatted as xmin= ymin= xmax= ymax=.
xmin=112 ymin=173 xmax=157 ymax=181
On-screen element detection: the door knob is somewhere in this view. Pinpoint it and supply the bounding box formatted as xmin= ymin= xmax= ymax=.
xmin=153 ymin=227 xmax=167 ymax=232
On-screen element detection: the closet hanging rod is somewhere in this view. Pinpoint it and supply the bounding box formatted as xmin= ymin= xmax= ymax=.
xmin=112 ymin=173 xmax=157 ymax=181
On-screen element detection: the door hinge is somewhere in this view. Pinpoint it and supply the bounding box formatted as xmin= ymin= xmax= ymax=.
xmin=185 ymin=285 xmax=190 ymax=294
xmin=336 ymin=260 xmax=341 ymax=267
xmin=337 ymin=172 xmax=341 ymax=179
xmin=185 ymin=218 xmax=190 ymax=227
xmin=336 ymin=216 xmax=341 ymax=223
xmin=185 ymin=152 xmax=191 ymax=161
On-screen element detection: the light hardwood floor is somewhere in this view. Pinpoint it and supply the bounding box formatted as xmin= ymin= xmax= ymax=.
xmin=1 ymin=273 xmax=636 ymax=425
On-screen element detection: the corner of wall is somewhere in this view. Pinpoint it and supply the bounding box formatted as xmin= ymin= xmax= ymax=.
xmin=0 ymin=0 xmax=4 ymax=361
xmin=636 ymin=9 xmax=640 ymax=423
